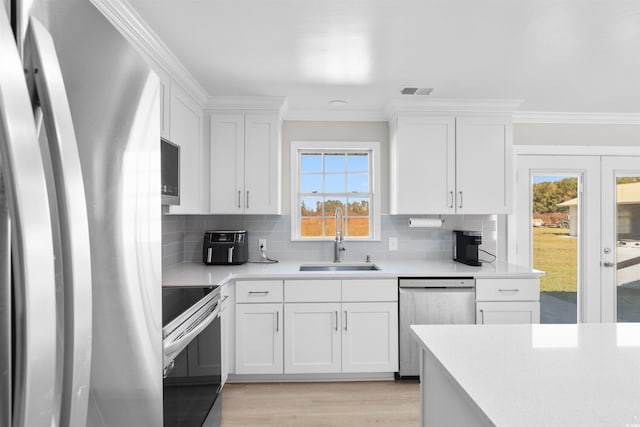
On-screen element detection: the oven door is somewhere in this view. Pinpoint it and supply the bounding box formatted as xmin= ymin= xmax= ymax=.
xmin=163 ymin=287 xmax=222 ymax=427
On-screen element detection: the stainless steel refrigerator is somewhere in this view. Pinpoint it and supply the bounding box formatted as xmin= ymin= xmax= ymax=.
xmin=0 ymin=0 xmax=162 ymax=425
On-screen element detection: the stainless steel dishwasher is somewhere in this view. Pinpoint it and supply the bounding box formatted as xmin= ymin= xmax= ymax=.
xmin=399 ymin=278 xmax=476 ymax=377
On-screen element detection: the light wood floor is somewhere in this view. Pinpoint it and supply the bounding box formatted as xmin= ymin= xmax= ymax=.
xmin=221 ymin=380 xmax=420 ymax=427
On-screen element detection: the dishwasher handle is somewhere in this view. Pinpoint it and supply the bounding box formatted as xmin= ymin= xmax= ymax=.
xmin=399 ymin=278 xmax=475 ymax=289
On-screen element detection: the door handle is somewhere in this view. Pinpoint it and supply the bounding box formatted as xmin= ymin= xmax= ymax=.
xmin=603 ymin=262 xmax=616 ymax=267
xmin=459 ymin=191 xmax=463 ymax=209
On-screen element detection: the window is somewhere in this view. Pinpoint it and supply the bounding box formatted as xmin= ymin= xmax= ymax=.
xmin=291 ymin=141 xmax=380 ymax=241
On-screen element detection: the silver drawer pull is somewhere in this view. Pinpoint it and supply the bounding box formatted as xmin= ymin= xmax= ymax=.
xmin=498 ymin=289 xmax=520 ymax=292
xmin=248 ymin=291 xmax=269 ymax=295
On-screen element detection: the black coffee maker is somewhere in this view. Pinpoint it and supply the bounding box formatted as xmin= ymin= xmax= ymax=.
xmin=453 ymin=230 xmax=482 ymax=266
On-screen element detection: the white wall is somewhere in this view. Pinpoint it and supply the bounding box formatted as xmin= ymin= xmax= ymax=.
xmin=281 ymin=120 xmax=390 ymax=214
xmin=514 ymin=123 xmax=640 ymax=146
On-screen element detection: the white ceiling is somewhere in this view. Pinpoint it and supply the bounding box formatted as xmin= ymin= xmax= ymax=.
xmin=128 ymin=0 xmax=640 ymax=116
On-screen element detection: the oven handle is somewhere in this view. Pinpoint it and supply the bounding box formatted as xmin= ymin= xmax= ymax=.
xmin=163 ymin=304 xmax=221 ymax=356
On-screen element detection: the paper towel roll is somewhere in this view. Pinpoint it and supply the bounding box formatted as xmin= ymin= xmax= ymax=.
xmin=408 ymin=218 xmax=443 ymax=228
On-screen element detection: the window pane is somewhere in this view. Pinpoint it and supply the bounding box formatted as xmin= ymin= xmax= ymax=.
xmin=347 ymin=153 xmax=368 ymax=172
xmin=301 ymin=217 xmax=323 ymax=237
xmin=325 ymin=174 xmax=346 ymax=193
xmin=301 ymin=174 xmax=322 ymax=193
xmin=300 ymin=197 xmax=322 ymax=216
xmin=301 ymin=153 xmax=322 ymax=172
xmin=325 ymin=217 xmax=338 ymax=237
xmin=324 ymin=198 xmax=345 ymax=216
xmin=346 ymin=217 xmax=369 ymax=237
xmin=347 ymin=197 xmax=369 ymax=216
xmin=324 ymin=153 xmax=346 ymax=172
xmin=347 ymin=173 xmax=369 ymax=193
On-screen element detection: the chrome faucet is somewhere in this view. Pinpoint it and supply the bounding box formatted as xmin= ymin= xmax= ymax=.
xmin=334 ymin=207 xmax=346 ymax=262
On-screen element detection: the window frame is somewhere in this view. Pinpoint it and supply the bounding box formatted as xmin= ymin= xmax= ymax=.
xmin=290 ymin=141 xmax=381 ymax=241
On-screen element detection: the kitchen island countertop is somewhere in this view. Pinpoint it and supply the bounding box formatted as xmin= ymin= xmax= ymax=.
xmin=411 ymin=323 xmax=640 ymax=427
xmin=163 ymin=259 xmax=543 ymax=287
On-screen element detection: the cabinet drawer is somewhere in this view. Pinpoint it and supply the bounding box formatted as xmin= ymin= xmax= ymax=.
xmin=284 ymin=280 xmax=341 ymax=302
xmin=476 ymin=278 xmax=539 ymax=302
xmin=236 ymin=280 xmax=283 ymax=303
xmin=342 ymin=279 xmax=398 ymax=302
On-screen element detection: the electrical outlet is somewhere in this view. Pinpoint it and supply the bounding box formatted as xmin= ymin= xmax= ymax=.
xmin=389 ymin=237 xmax=398 ymax=251
xmin=258 ymin=238 xmax=267 ymax=253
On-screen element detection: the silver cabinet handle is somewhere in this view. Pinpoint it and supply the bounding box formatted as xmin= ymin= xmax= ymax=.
xmin=344 ymin=310 xmax=348 ymax=331
xmin=459 ymin=191 xmax=463 ymax=209
xmin=248 ymin=291 xmax=269 ymax=295
xmin=498 ymin=289 xmax=520 ymax=292
xmin=449 ymin=191 xmax=454 ymax=209
xmin=276 ymin=311 xmax=279 ymax=333
xmin=237 ymin=190 xmax=241 ymax=208
xmin=603 ymin=262 xmax=616 ymax=267
xmin=246 ymin=190 xmax=249 ymax=209
xmin=334 ymin=310 xmax=338 ymax=331
xmin=479 ymin=309 xmax=484 ymax=324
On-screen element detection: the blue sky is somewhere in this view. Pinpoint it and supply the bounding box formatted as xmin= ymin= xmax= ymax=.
xmin=532 ymin=175 xmax=573 ymax=184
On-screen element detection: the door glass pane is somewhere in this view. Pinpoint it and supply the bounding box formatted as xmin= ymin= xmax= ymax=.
xmin=532 ymin=175 xmax=579 ymax=324
xmin=616 ymin=176 xmax=640 ymax=322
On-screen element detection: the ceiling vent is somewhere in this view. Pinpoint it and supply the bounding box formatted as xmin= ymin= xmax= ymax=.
xmin=401 ymin=87 xmax=434 ymax=96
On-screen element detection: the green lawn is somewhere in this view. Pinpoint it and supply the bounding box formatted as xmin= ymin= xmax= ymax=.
xmin=533 ymin=227 xmax=577 ymax=293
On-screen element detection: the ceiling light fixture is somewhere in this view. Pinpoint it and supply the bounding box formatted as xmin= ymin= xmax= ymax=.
xmin=328 ymin=99 xmax=348 ymax=107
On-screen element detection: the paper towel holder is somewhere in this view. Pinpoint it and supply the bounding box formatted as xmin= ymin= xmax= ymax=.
xmin=408 ymin=217 xmax=444 ymax=228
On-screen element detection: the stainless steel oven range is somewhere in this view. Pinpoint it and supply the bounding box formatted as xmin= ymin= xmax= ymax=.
xmin=162 ymin=286 xmax=222 ymax=427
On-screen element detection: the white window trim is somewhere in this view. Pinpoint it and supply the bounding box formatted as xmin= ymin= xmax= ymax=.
xmin=290 ymin=141 xmax=381 ymax=241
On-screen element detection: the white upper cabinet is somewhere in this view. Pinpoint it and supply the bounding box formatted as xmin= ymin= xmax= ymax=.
xmin=168 ymin=83 xmax=206 ymax=214
xmin=390 ymin=113 xmax=512 ymax=215
xmin=455 ymin=116 xmax=512 ymax=214
xmin=210 ymin=111 xmax=281 ymax=214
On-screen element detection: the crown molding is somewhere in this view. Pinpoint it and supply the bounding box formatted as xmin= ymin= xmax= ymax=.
xmin=284 ymin=108 xmax=387 ymax=122
xmin=384 ymin=98 xmax=524 ymax=118
xmin=512 ymin=112 xmax=640 ymax=125
xmin=90 ymin=0 xmax=208 ymax=107
xmin=205 ymin=96 xmax=289 ymax=116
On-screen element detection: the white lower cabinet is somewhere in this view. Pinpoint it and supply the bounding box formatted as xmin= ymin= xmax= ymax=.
xmin=342 ymin=302 xmax=398 ymax=373
xmin=475 ymin=278 xmax=540 ymax=324
xmin=235 ymin=302 xmax=283 ymax=374
xmin=284 ymin=303 xmax=341 ymax=374
xmin=476 ymin=301 xmax=540 ymax=324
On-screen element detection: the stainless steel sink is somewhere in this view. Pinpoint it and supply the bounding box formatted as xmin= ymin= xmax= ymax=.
xmin=299 ymin=264 xmax=381 ymax=272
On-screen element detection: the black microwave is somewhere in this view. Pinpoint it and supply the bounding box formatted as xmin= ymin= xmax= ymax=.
xmin=161 ymin=138 xmax=180 ymax=205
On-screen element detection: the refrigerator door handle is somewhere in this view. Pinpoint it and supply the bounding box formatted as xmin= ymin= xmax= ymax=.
xmin=0 ymin=171 xmax=10 ymax=427
xmin=24 ymin=17 xmax=93 ymax=427
xmin=0 ymin=7 xmax=58 ymax=427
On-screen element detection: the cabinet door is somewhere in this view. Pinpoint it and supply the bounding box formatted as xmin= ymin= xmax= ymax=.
xmin=235 ymin=303 xmax=283 ymax=374
xmin=168 ymin=84 xmax=206 ymax=214
xmin=455 ymin=116 xmax=512 ymax=214
xmin=476 ymin=301 xmax=540 ymax=324
xmin=244 ymin=113 xmax=281 ymax=214
xmin=210 ymin=113 xmax=245 ymax=214
xmin=342 ymin=302 xmax=398 ymax=373
xmin=152 ymin=67 xmax=171 ymax=139
xmin=284 ymin=303 xmax=341 ymax=374
xmin=390 ymin=115 xmax=455 ymax=214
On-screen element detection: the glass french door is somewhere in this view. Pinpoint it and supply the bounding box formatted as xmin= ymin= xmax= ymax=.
xmin=515 ymin=155 xmax=601 ymax=323
xmin=601 ymin=157 xmax=640 ymax=323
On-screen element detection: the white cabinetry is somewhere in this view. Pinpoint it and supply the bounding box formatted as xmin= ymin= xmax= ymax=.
xmin=210 ymin=112 xmax=281 ymax=214
xmin=282 ymin=279 xmax=398 ymax=374
xmin=167 ymin=84 xmax=206 ymax=214
xmin=390 ymin=114 xmax=512 ymax=215
xmin=235 ymin=281 xmax=283 ymax=374
xmin=475 ymin=278 xmax=540 ymax=324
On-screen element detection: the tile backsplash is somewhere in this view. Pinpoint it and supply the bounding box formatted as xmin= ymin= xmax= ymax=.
xmin=162 ymin=214 xmax=498 ymax=267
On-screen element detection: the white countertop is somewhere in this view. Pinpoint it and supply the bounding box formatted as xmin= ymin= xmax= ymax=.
xmin=162 ymin=259 xmax=543 ymax=287
xmin=411 ymin=323 xmax=640 ymax=427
